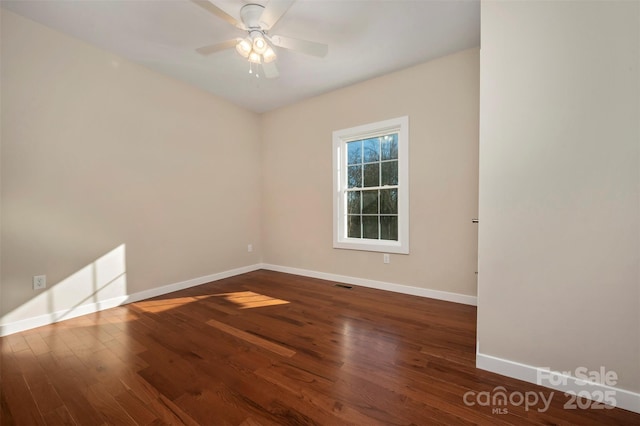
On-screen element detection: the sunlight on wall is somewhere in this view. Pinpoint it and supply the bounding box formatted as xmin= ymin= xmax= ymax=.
xmin=1 ymin=244 xmax=127 ymax=326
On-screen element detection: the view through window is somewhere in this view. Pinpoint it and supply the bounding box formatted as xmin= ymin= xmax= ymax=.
xmin=333 ymin=116 xmax=409 ymax=254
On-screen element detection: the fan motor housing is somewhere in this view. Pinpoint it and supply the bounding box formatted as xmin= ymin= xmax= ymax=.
xmin=240 ymin=3 xmax=265 ymax=29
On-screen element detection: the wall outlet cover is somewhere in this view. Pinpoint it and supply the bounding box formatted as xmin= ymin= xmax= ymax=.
xmin=33 ymin=275 xmax=46 ymax=290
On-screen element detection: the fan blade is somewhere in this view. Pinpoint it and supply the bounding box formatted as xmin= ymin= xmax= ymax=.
xmin=259 ymin=0 xmax=295 ymax=30
xmin=196 ymin=39 xmax=239 ymax=56
xmin=270 ymin=35 xmax=328 ymax=58
xmin=262 ymin=61 xmax=279 ymax=79
xmin=191 ymin=0 xmax=244 ymax=29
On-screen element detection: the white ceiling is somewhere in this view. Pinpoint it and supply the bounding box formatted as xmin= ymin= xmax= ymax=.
xmin=2 ymin=0 xmax=480 ymax=113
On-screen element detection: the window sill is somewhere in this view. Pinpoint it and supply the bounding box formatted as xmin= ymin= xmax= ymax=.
xmin=333 ymin=239 xmax=409 ymax=254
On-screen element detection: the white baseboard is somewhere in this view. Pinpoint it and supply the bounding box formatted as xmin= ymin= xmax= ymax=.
xmin=0 ymin=296 xmax=131 ymax=337
xmin=0 ymin=264 xmax=262 ymax=337
xmin=476 ymin=353 xmax=640 ymax=414
xmin=260 ymin=263 xmax=477 ymax=306
xmin=122 ymin=264 xmax=262 ymax=305
xmin=1 ymin=262 xmax=476 ymax=336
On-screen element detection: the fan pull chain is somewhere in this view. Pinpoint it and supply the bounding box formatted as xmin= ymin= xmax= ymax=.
xmin=248 ymin=62 xmax=260 ymax=79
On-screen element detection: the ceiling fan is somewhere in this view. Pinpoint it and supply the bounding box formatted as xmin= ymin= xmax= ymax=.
xmin=192 ymin=0 xmax=329 ymax=79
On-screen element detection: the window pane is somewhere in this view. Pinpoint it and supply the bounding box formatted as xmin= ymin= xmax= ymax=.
xmin=348 ymin=165 xmax=362 ymax=188
xmin=348 ymin=215 xmax=361 ymax=238
xmin=363 ymin=138 xmax=380 ymax=162
xmin=363 ymin=163 xmax=379 ymax=187
xmin=347 ymin=141 xmax=362 ymax=165
xmin=380 ymin=216 xmax=398 ymax=240
xmin=333 ymin=116 xmax=407 ymax=253
xmin=362 ymin=190 xmax=378 ymax=214
xmin=380 ymin=188 xmax=397 ymax=214
xmin=381 ymin=134 xmax=398 ymax=160
xmin=347 ymin=191 xmax=361 ymax=214
xmin=381 ymin=161 xmax=398 ymax=186
xmin=363 ymin=216 xmax=379 ymax=239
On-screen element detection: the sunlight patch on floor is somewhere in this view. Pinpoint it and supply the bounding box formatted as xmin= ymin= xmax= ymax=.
xmin=135 ymin=292 xmax=289 ymax=314
xmin=135 ymin=297 xmax=199 ymax=313
xmin=212 ymin=291 xmax=289 ymax=309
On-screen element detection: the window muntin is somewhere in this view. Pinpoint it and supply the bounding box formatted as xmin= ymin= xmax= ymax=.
xmin=345 ymin=135 xmax=399 ymax=241
xmin=333 ymin=116 xmax=409 ymax=254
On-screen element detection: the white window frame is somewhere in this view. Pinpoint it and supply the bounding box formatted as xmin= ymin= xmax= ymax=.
xmin=332 ymin=116 xmax=409 ymax=254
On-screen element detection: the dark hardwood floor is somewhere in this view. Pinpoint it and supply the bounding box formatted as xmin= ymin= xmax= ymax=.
xmin=2 ymin=270 xmax=639 ymax=425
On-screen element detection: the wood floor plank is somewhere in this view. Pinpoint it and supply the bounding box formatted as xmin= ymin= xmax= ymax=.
xmin=1 ymin=388 xmax=16 ymax=426
xmin=155 ymin=393 xmax=201 ymax=426
xmin=45 ymin=368 xmax=106 ymax=426
xmin=254 ymin=364 xmax=391 ymax=426
xmin=3 ymin=334 xmax=29 ymax=354
xmin=12 ymin=348 xmax=47 ymax=389
xmin=2 ymin=269 xmax=639 ymax=425
xmin=206 ymin=318 xmax=296 ymax=358
xmin=84 ymin=382 xmax=137 ymax=426
xmin=1 ymin=370 xmax=46 ymax=426
xmin=173 ymin=384 xmax=253 ymax=426
xmin=116 ymin=369 xmax=200 ymax=426
xmin=27 ymin=378 xmax=65 ymax=417
xmin=113 ymin=389 xmax=160 ymax=426
xmin=42 ymin=405 xmax=77 ymax=426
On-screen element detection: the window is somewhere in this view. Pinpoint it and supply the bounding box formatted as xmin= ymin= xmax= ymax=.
xmin=333 ymin=116 xmax=409 ymax=254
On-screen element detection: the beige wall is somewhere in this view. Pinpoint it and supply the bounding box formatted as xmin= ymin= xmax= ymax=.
xmin=1 ymin=9 xmax=480 ymax=331
xmin=1 ymin=11 xmax=262 ymax=325
xmin=478 ymin=1 xmax=640 ymax=392
xmin=261 ymin=49 xmax=480 ymax=296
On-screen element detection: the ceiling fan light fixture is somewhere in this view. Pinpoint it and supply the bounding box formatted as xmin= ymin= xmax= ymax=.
xmin=262 ymin=46 xmax=277 ymax=63
xmin=194 ymin=0 xmax=326 ymax=80
xmin=252 ymin=34 xmax=268 ymax=54
xmin=248 ymin=50 xmax=262 ymax=64
xmin=235 ymin=37 xmax=252 ymax=58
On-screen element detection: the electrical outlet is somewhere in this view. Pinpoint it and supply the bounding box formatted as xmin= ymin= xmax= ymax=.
xmin=33 ymin=275 xmax=46 ymax=290
xmin=383 ymin=253 xmax=390 ymax=264
xmin=248 ymin=244 xmax=253 ymax=252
